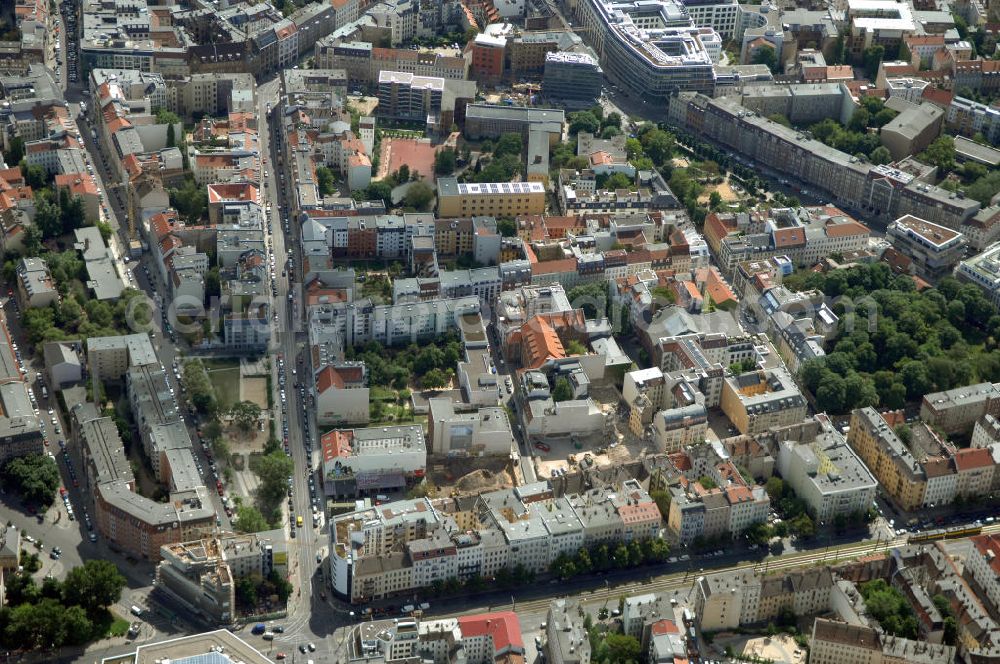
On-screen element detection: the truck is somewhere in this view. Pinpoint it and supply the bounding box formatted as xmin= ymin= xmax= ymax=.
xmin=251 ymin=624 xmax=267 ymax=635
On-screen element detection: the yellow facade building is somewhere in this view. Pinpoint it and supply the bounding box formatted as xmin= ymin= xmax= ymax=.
xmin=437 ymin=178 xmax=546 ymax=219
xmin=847 ymin=407 xmax=927 ymax=511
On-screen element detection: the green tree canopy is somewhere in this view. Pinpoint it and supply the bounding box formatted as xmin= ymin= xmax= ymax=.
xmin=234 ymin=505 xmax=271 ymax=533
xmin=403 ymin=181 xmax=434 ymax=211
xmin=751 ymin=44 xmax=778 ymax=73
xmin=2 ymin=454 xmax=60 ymax=506
xmin=434 ymin=148 xmax=457 ymax=175
xmin=62 ymin=560 xmax=126 ymax=614
xmin=552 ymin=377 xmax=573 ymax=402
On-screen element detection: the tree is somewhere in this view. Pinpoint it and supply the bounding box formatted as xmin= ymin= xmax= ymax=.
xmin=403 ymin=181 xmax=434 ymax=211
xmin=4 ymin=136 xmax=24 ymax=165
xmin=169 ymin=176 xmax=208 ymax=224
xmin=497 ymin=218 xmax=517 ymax=237
xmin=234 ymin=505 xmax=271 ymax=533
xmin=640 ymin=129 xmax=675 ymax=166
xmin=650 ymin=489 xmax=671 ymax=519
xmin=166 ymin=122 xmax=176 ymax=148
xmin=2 ymin=454 xmax=60 ymax=506
xmin=22 ymin=224 xmax=42 ymax=256
xmin=567 ymin=281 xmax=609 ymax=319
xmin=62 ymin=560 xmax=126 ymax=614
xmin=204 ymin=266 xmax=221 ymax=301
xmin=790 ymin=514 xmax=816 ymax=539
xmin=599 ymin=633 xmax=642 ymax=663
xmin=568 ymin=110 xmax=600 ymax=135
xmin=316 ymin=165 xmax=335 ymax=196
xmin=183 ymin=360 xmax=217 ymax=415
xmin=601 ymin=172 xmax=633 ymax=190
xmin=22 ymin=163 xmax=47 ymax=189
xmin=751 ymin=44 xmax=778 ymax=73
xmin=873 ymin=108 xmax=898 ymax=127
xmin=422 ymin=368 xmax=447 ymax=389
xmin=708 ymin=190 xmax=723 ymax=210
xmin=434 ymin=148 xmax=456 ymax=175
xmin=698 ymin=475 xmax=718 ymax=490
xmin=870 ymin=146 xmax=892 ymax=165
xmin=250 ymin=450 xmax=294 ymax=508
xmin=35 ymin=199 xmax=62 ymax=239
xmin=765 ymin=477 xmax=785 ymax=502
xmin=863 ymin=45 xmax=885 ymax=75
xmin=235 ymin=575 xmax=259 ymax=608
xmin=395 ymin=164 xmax=410 ymax=183
xmin=364 ymin=181 xmax=393 ymax=207
xmin=230 ymin=400 xmax=262 ymax=433
xmin=62 ymin=605 xmax=94 ymax=645
xmin=848 ymin=107 xmax=870 ymax=132
xmin=552 ymin=377 xmax=573 ymax=402
xmin=493 ymin=133 xmax=523 ymax=159
xmin=920 ymin=136 xmax=956 ymax=172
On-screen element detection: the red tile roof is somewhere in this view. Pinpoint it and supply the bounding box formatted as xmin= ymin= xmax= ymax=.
xmin=650 ymin=619 xmax=679 ymax=636
xmin=458 ymin=612 xmax=524 ymax=656
xmin=316 ymin=365 xmax=364 ymax=393
xmin=955 ymin=447 xmax=994 ymax=471
xmin=321 ymin=429 xmax=353 ymax=461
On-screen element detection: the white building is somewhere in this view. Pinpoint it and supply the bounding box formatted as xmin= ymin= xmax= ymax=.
xmin=321 ymin=425 xmax=426 ymax=495
xmin=775 ymin=429 xmax=878 ymax=523
xmin=315 ymin=363 xmax=370 ymax=426
xmin=427 ymin=398 xmax=514 ymax=456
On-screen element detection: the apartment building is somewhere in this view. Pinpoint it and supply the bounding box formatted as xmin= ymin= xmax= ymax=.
xmin=155 ymin=530 xmax=287 ymax=625
xmin=344 ymin=612 xmax=524 ymax=664
xmin=810 ymin=618 xmax=955 ymax=664
xmin=547 ymin=599 xmax=592 ymax=664
xmin=74 ymin=226 xmax=126 ymax=301
xmin=78 ymin=334 xmax=214 ymax=560
xmin=437 ymin=179 xmax=546 ymax=219
xmin=946 ymin=96 xmax=1000 ymax=145
xmin=775 ymin=428 xmax=878 ymax=523
xmin=0 ymin=336 xmax=43 ymax=463
xmin=885 ymin=214 xmax=968 ymax=281
xmin=15 ymin=257 xmax=57 ymax=308
xmin=966 ymin=535 xmax=1000 ymax=616
xmin=321 ymin=425 xmax=426 ymax=498
xmin=847 ymin=408 xmax=926 ymax=511
xmin=309 ymin=296 xmax=480 ymax=348
xmin=720 ymin=368 xmax=807 ymax=436
xmin=376 ymin=70 xmax=443 ymax=123
xmin=673 ymin=93 xmax=982 ymax=229
xmin=956 ymin=240 xmax=1000 ymax=307
xmin=330 ymin=480 xmax=661 ymax=603
xmin=314 ymin=362 xmax=370 ymax=427
xmin=666 ymin=443 xmax=770 ymax=543
xmin=920 ymin=382 xmax=1000 ymax=435
xmin=705 ymin=206 xmax=871 ymax=274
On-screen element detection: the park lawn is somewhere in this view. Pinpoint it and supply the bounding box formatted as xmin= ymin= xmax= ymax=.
xmin=208 ymin=367 xmax=241 ymax=411
xmin=370 ymin=386 xmax=398 ymax=402
xmin=202 ymin=358 xmax=240 ymax=370
xmin=107 ymin=617 xmax=131 ymax=637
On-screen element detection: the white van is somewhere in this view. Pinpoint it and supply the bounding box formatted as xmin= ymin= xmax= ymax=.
xmin=130 ymin=605 xmax=143 ymax=617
